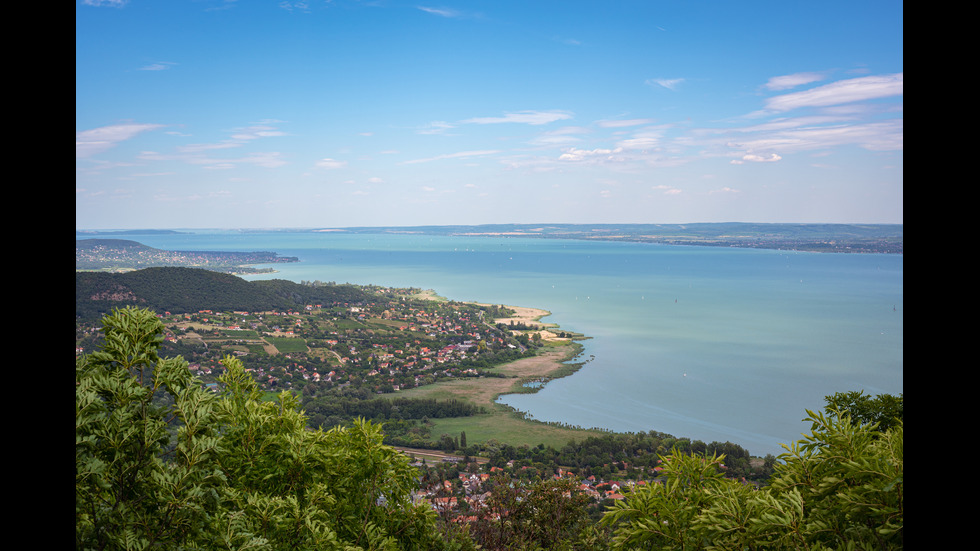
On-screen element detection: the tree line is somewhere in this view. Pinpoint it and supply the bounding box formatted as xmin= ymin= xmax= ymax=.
xmin=75 ymin=267 xmax=372 ymax=321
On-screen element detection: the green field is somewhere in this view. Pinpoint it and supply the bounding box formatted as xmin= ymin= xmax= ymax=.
xmin=266 ymin=337 xmax=308 ymax=353
xmin=221 ymin=329 xmax=260 ymax=338
xmin=391 ymin=343 xmax=600 ymax=449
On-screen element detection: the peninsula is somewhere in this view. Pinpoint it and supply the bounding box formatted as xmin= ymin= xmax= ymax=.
xmin=76 ymin=238 xmax=299 ymax=274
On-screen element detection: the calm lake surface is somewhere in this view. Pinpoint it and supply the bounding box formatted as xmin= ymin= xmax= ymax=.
xmin=94 ymin=230 xmax=903 ymax=456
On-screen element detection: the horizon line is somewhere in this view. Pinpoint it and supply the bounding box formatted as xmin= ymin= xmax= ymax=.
xmin=75 ymin=221 xmax=904 ymax=232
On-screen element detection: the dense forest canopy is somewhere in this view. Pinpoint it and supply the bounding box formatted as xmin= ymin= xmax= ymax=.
xmin=75 ymin=267 xmax=372 ymax=321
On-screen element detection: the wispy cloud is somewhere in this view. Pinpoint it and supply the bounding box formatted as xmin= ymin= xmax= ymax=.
xmin=138 ymin=61 xmax=177 ymax=71
xmin=652 ymin=184 xmax=682 ymax=195
xmin=278 ymin=2 xmax=311 ymax=13
xmin=402 ymin=149 xmax=501 ymax=164
xmin=418 ymin=110 xmax=572 ymax=135
xmin=82 ymin=0 xmax=128 ymax=6
xmin=417 ymin=121 xmax=456 ymax=135
xmin=138 ymin=148 xmax=288 ymax=170
xmin=558 ymin=147 xmax=625 ymax=163
xmin=763 ymin=72 xmax=827 ymax=91
xmin=528 ymin=126 xmax=590 ymax=146
xmin=731 ymin=153 xmax=782 ymax=164
xmin=315 ymin=158 xmax=347 ymax=169
xmin=616 ymin=126 xmax=669 ymax=150
xmin=596 ymin=118 xmax=656 ymax=128
xmin=417 ymin=6 xmax=462 ymax=18
xmin=765 ymin=73 xmax=903 ymax=112
xmin=646 ymin=78 xmax=684 ymax=91
xmin=177 ymin=123 xmax=287 ymax=153
xmin=76 ymin=123 xmax=164 ymax=158
xmin=461 ymin=110 xmax=573 ymax=125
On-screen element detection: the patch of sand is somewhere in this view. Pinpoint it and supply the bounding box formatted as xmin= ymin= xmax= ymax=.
xmin=487 ymin=304 xmax=573 ymax=342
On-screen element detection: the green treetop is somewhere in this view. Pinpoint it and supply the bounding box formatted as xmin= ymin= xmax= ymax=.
xmin=76 ymin=306 xmax=474 ymax=550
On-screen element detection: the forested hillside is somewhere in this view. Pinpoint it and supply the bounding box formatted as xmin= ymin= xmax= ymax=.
xmin=75 ymin=267 xmax=371 ymax=321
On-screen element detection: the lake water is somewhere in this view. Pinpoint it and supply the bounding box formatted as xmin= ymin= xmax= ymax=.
xmin=85 ymin=230 xmax=903 ymax=456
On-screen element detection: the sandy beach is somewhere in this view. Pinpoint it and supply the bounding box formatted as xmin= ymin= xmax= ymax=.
xmin=489 ymin=304 xmax=576 ymax=342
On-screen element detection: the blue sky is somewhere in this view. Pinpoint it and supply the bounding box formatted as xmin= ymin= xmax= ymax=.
xmin=76 ymin=0 xmax=903 ymax=230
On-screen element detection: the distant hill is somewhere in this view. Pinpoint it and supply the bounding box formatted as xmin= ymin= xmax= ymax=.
xmin=75 ymin=267 xmax=371 ymax=321
xmin=76 ymin=238 xmax=299 ymax=273
xmin=75 ymin=229 xmax=187 ymax=236
xmin=308 ymin=223 xmax=903 ymax=254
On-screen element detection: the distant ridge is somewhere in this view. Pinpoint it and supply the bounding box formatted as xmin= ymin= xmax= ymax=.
xmin=304 ymin=223 xmax=904 ymax=254
xmin=74 ymin=223 xmax=903 ymax=253
xmin=76 ymin=238 xmax=299 ymax=273
xmin=75 ymin=229 xmax=187 ymax=236
xmin=75 ymin=267 xmax=371 ymax=321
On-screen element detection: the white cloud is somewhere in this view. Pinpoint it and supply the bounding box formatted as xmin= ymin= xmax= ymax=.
xmin=418 ymin=121 xmax=456 ymax=135
xmin=417 ymin=6 xmax=461 ymax=18
xmin=763 ymin=72 xmax=826 ymax=91
xmin=139 ymin=148 xmax=288 ymax=170
xmin=76 ymin=123 xmax=164 ymax=158
xmin=732 ymin=153 xmax=782 ymax=164
xmin=178 ymin=142 xmax=242 ymax=153
xmin=82 ymin=0 xmax=128 ymax=6
xmin=177 ymin=123 xmax=287 ymax=153
xmin=417 ymin=6 xmax=483 ymax=19
xmin=596 ymin=118 xmax=656 ymax=128
xmin=418 ymin=111 xmax=573 ymax=136
xmin=315 ymin=158 xmax=348 ymax=169
xmin=617 ymin=136 xmax=660 ymax=150
xmin=723 ymin=120 xmax=903 ymax=155
xmin=646 ymin=78 xmax=684 ymax=91
xmin=528 ymin=126 xmax=590 ymax=146
xmin=279 ymin=2 xmax=311 ymax=13
xmin=461 ymin=110 xmax=573 ymax=125
xmin=238 ymin=152 xmax=287 ymax=168
xmin=765 ymin=73 xmax=903 ymax=112
xmin=615 ymin=125 xmax=669 ymax=150
xmin=558 ymin=147 xmax=624 ymax=162
xmin=403 ymin=150 xmax=501 ymax=164
xmin=230 ymin=125 xmax=288 ymax=141
xmin=652 ymin=184 xmax=682 ymax=195
xmin=138 ymin=61 xmax=177 ymax=71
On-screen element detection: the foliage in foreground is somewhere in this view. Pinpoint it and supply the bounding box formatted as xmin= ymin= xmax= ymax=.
xmin=76 ymin=306 xmax=472 ymax=550
xmin=76 ymin=306 xmax=902 ymax=550
xmin=602 ymin=403 xmax=903 ymax=550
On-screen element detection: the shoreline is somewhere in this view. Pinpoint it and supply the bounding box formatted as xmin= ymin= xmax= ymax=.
xmin=391 ymin=297 xmax=597 ymax=448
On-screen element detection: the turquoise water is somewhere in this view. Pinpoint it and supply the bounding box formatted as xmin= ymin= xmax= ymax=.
xmin=91 ymin=230 xmax=903 ymax=456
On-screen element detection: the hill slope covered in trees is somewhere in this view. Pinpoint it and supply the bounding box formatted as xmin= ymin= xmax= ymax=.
xmin=75 ymin=267 xmax=371 ymax=321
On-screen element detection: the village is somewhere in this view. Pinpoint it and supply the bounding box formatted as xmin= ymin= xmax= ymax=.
xmin=76 ymin=286 xmax=542 ymax=395
xmin=403 ymin=448 xmax=762 ymax=530
xmin=75 ymin=284 xmax=765 ymax=527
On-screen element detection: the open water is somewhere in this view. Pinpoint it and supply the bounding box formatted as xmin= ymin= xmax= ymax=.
xmin=89 ymin=230 xmax=903 ymax=456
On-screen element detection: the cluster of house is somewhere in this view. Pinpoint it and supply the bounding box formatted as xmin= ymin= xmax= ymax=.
xmin=410 ymin=461 xmax=671 ymax=522
xmin=76 ymin=299 xmax=525 ymax=397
